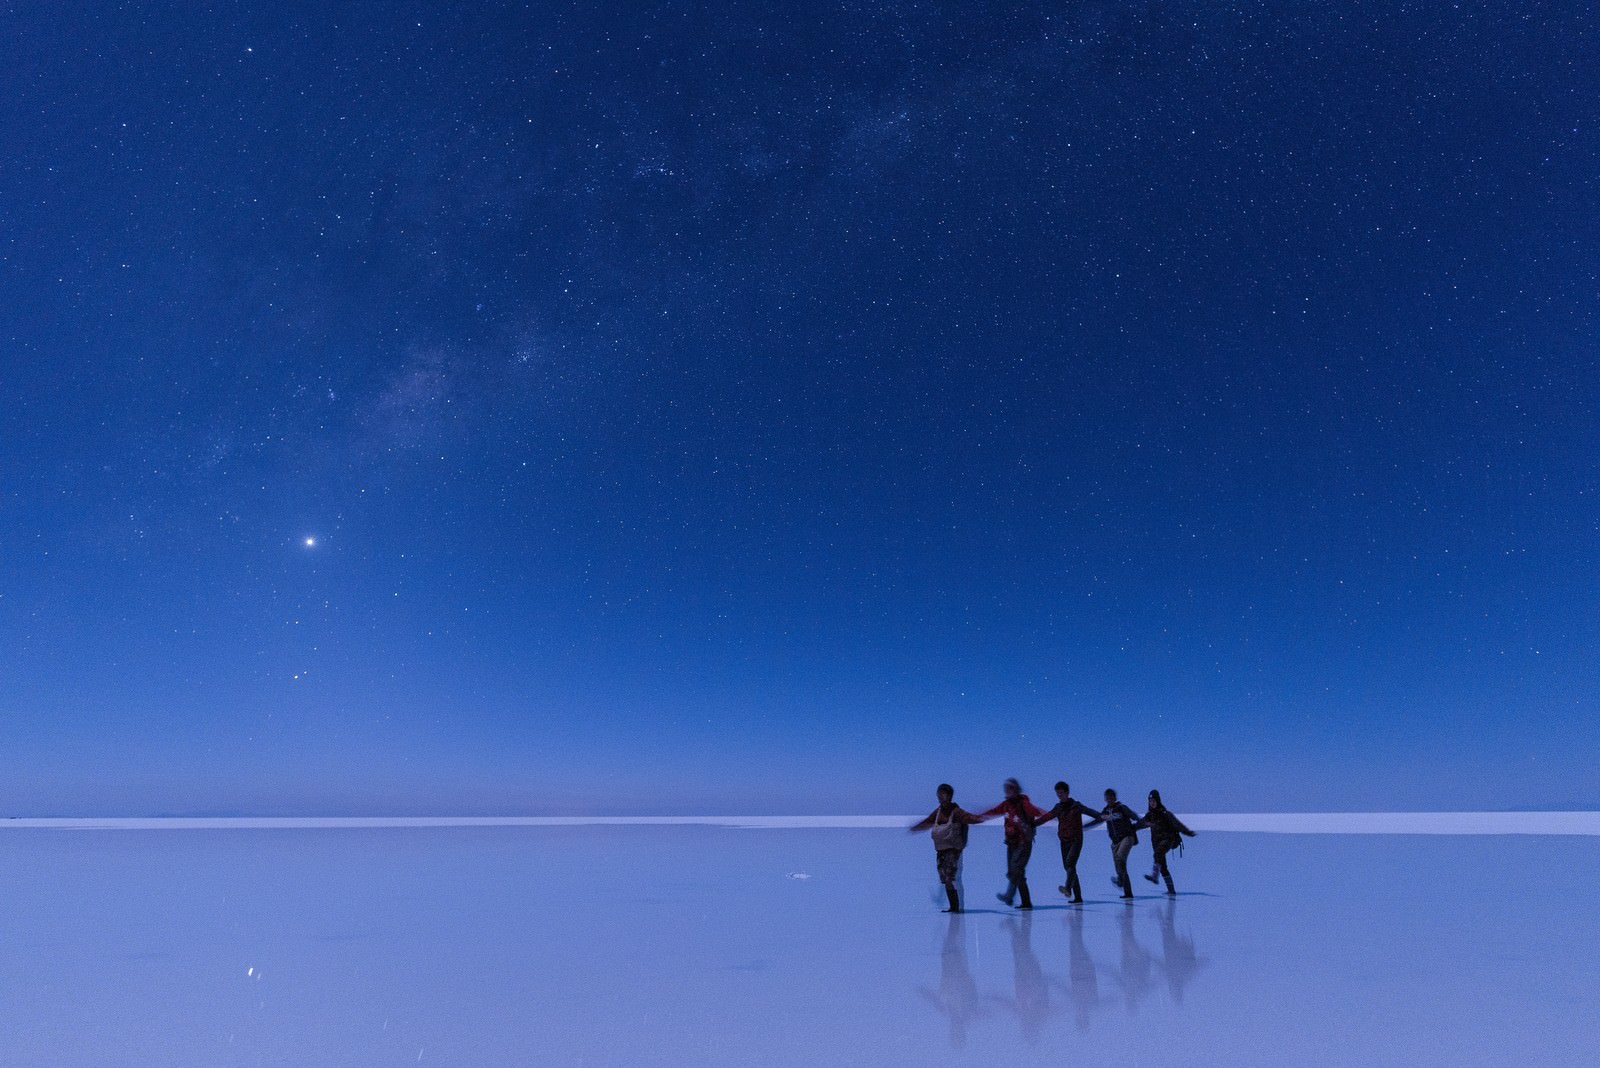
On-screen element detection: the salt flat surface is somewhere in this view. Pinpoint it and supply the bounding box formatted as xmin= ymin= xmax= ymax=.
xmin=0 ymin=825 xmax=1595 ymax=1066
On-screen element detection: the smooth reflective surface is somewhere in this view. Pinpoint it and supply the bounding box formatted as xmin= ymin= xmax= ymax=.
xmin=0 ymin=826 xmax=1594 ymax=1065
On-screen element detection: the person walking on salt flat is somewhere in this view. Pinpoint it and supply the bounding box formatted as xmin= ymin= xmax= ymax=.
xmin=1100 ymin=788 xmax=1142 ymax=899
xmin=909 ymin=784 xmax=984 ymax=913
xmin=1030 ymin=780 xmax=1103 ymax=904
xmin=979 ymin=778 xmax=1047 ymax=910
xmin=1138 ymin=789 xmax=1197 ymax=896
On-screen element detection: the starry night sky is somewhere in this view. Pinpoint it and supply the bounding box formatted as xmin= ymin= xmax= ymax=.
xmin=3 ymin=2 xmax=1596 ymax=815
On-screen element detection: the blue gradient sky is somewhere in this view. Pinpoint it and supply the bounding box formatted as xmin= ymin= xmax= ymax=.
xmin=3 ymin=1 xmax=1596 ymax=815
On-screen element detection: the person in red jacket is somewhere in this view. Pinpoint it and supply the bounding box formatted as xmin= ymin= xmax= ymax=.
xmin=978 ymin=778 xmax=1047 ymax=910
xmin=1031 ymin=780 xmax=1104 ymax=904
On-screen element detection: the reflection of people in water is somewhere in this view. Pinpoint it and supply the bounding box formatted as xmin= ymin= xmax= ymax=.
xmin=989 ymin=914 xmax=1050 ymax=1043
xmin=919 ymin=884 xmax=1209 ymax=1045
xmin=1064 ymin=906 xmax=1100 ymax=1032
xmin=918 ymin=914 xmax=982 ymax=1047
xmin=1115 ymin=903 xmax=1156 ymax=1013
xmin=1108 ymin=895 xmax=1208 ymax=1016
xmin=1154 ymin=896 xmax=1206 ymax=1004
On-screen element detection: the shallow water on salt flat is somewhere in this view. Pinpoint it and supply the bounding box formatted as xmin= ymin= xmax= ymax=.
xmin=0 ymin=825 xmax=1594 ymax=1066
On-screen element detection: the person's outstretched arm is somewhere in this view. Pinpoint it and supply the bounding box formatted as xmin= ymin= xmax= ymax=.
xmin=908 ymin=809 xmax=939 ymax=833
xmin=1032 ymin=804 xmax=1060 ymax=828
xmin=1174 ymin=813 xmax=1197 ymax=836
xmin=957 ymin=806 xmax=985 ymax=825
xmin=973 ymin=802 xmax=1007 ymax=821
xmin=1075 ymin=802 xmax=1104 ymax=829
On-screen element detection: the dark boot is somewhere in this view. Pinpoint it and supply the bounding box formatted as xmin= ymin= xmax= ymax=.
xmin=944 ymin=885 xmax=961 ymax=913
xmin=1163 ymin=873 xmax=1176 ymax=896
xmin=1018 ymin=881 xmax=1032 ymax=910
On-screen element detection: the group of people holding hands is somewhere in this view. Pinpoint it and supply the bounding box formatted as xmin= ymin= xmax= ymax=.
xmin=909 ymin=778 xmax=1197 ymax=913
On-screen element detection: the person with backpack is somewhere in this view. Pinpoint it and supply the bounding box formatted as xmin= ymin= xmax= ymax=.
xmin=1138 ymin=789 xmax=1197 ymax=895
xmin=1100 ymin=788 xmax=1142 ymax=899
xmin=1030 ymin=780 xmax=1103 ymax=903
xmin=909 ymin=783 xmax=985 ymax=912
xmin=978 ymin=778 xmax=1048 ymax=909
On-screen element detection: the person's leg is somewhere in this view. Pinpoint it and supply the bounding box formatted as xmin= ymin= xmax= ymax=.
xmin=1062 ymin=837 xmax=1083 ymax=902
xmin=1113 ymin=837 xmax=1134 ymax=897
xmin=938 ymin=849 xmax=962 ymax=912
xmin=1155 ymin=846 xmax=1175 ymax=894
xmin=1016 ymin=838 xmax=1033 ymax=909
xmin=998 ymin=840 xmax=1023 ymax=905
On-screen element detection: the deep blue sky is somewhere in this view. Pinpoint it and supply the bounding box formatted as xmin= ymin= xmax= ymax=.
xmin=3 ymin=1 xmax=1595 ymax=815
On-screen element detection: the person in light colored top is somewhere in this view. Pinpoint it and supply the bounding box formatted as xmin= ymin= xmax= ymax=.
xmin=909 ymin=784 xmax=985 ymax=913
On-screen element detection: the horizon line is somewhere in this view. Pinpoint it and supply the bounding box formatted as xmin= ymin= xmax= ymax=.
xmin=2 ymin=812 xmax=1597 ymax=835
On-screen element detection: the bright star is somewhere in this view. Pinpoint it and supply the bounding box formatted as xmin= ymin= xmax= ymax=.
xmin=303 ymin=537 xmax=317 ymax=548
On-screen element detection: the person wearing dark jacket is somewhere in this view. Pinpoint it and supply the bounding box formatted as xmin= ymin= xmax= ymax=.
xmin=978 ymin=778 xmax=1047 ymax=909
xmin=1100 ymin=788 xmax=1141 ymax=899
xmin=1138 ymin=789 xmax=1197 ymax=895
xmin=909 ymin=784 xmax=986 ymax=912
xmin=1031 ymin=781 xmax=1103 ymax=903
